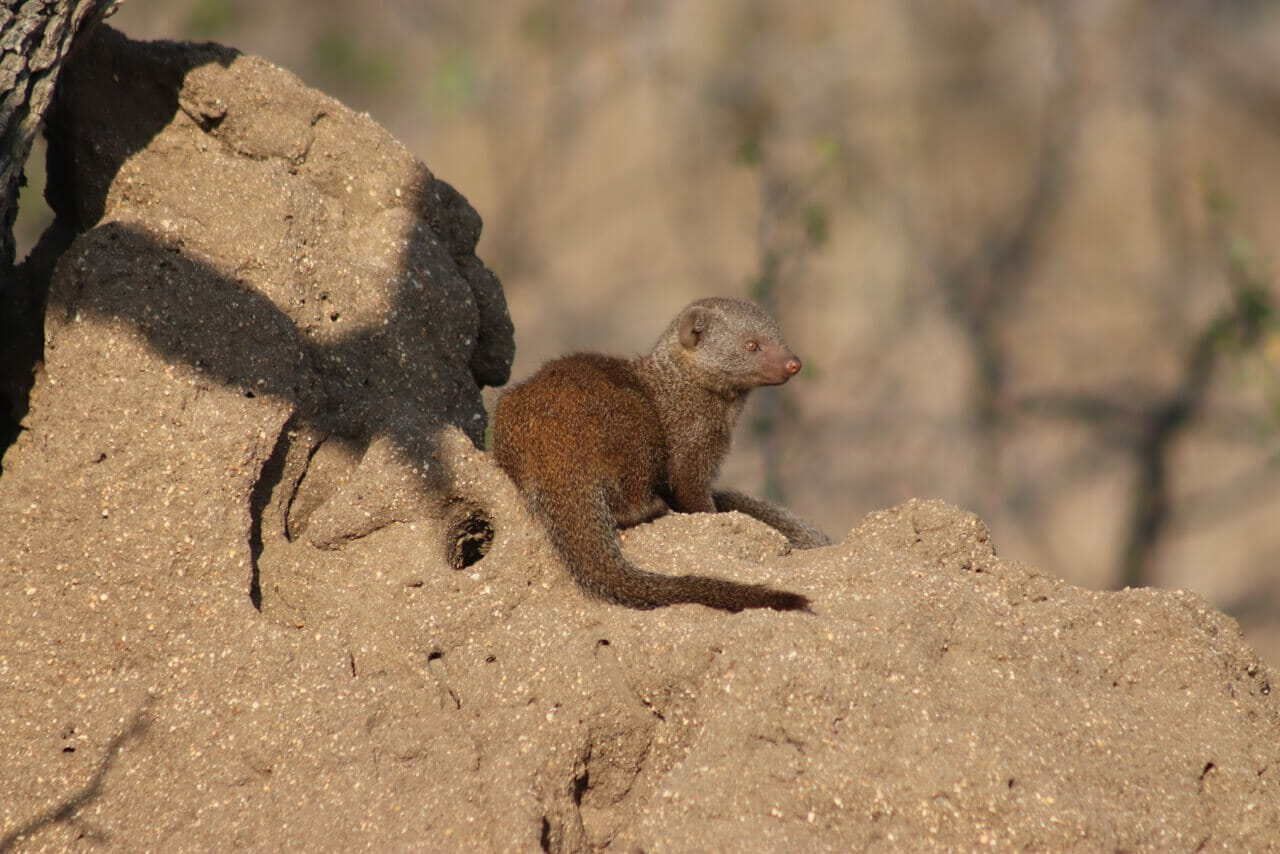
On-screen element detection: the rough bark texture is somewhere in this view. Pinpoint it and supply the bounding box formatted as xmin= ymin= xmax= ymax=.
xmin=1 ymin=0 xmax=118 ymax=458
xmin=0 ymin=0 xmax=116 ymax=268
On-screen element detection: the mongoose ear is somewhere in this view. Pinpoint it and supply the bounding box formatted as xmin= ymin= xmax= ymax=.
xmin=678 ymin=306 xmax=709 ymax=349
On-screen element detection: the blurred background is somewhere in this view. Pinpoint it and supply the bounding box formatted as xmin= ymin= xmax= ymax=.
xmin=17 ymin=0 xmax=1280 ymax=662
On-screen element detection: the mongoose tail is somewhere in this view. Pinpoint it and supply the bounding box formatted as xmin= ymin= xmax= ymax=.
xmin=531 ymin=484 xmax=811 ymax=613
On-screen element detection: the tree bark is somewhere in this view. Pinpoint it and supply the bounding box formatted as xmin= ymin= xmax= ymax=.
xmin=1 ymin=0 xmax=117 ymax=464
xmin=1 ymin=0 xmax=117 ymax=272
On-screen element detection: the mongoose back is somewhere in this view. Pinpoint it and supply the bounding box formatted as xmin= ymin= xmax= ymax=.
xmin=493 ymin=297 xmax=824 ymax=612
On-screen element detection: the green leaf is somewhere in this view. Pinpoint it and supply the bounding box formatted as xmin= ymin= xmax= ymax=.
xmin=803 ymin=203 xmax=829 ymax=248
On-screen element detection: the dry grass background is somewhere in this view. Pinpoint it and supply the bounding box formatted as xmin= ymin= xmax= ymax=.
xmin=20 ymin=0 xmax=1280 ymax=661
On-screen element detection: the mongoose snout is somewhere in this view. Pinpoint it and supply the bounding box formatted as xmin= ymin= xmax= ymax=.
xmin=757 ymin=350 xmax=802 ymax=386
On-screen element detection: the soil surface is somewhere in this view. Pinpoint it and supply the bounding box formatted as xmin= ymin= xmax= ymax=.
xmin=2 ymin=28 xmax=1279 ymax=851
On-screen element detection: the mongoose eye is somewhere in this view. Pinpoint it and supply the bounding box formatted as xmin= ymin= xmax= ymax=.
xmin=745 ymin=340 xmax=759 ymax=352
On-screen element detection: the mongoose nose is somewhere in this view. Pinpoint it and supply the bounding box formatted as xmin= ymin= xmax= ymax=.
xmin=785 ymin=357 xmax=802 ymax=376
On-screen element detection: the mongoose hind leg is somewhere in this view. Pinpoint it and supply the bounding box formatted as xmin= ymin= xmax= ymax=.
xmin=614 ymin=495 xmax=671 ymax=529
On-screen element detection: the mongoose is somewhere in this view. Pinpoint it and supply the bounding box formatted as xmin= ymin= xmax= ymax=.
xmin=493 ymin=297 xmax=831 ymax=612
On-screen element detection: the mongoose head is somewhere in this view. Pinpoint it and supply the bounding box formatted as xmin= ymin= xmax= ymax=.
xmin=670 ymin=297 xmax=802 ymax=394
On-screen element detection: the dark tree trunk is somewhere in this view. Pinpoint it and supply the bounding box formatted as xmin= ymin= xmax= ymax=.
xmin=2 ymin=0 xmax=117 ymax=269
xmin=1 ymin=0 xmax=118 ymax=464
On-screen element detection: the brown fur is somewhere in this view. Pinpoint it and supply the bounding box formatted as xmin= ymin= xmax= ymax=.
xmin=493 ymin=297 xmax=829 ymax=612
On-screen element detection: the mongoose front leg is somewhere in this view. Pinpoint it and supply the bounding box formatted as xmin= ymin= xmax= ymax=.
xmin=667 ymin=451 xmax=717 ymax=514
xmin=713 ymin=489 xmax=833 ymax=549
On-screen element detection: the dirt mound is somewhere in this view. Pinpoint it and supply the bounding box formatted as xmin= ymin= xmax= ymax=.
xmin=2 ymin=29 xmax=1278 ymax=851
